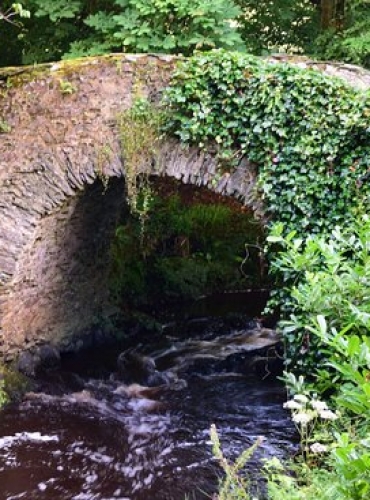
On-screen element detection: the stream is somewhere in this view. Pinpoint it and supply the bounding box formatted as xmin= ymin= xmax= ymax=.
xmin=0 ymin=293 xmax=296 ymax=500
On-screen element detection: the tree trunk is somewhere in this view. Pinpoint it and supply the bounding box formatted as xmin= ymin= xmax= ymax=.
xmin=320 ymin=0 xmax=346 ymax=30
xmin=335 ymin=0 xmax=345 ymax=30
xmin=321 ymin=0 xmax=335 ymax=29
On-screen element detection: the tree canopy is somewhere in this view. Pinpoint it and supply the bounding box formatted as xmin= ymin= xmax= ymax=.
xmin=0 ymin=1 xmax=369 ymax=67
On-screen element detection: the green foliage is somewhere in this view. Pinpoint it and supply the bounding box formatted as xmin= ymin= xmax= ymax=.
xmin=164 ymin=50 xmax=370 ymax=237
xmin=314 ymin=1 xmax=370 ymax=68
xmin=262 ymin=375 xmax=370 ymax=500
xmin=234 ymin=1 xmax=370 ymax=69
xmin=0 ymin=363 xmax=29 ymax=406
xmin=14 ymin=0 xmax=86 ymax=65
xmin=307 ymin=315 xmax=370 ymax=425
xmin=1 ymin=0 xmax=369 ymax=69
xmin=0 ymin=2 xmax=31 ymax=66
xmin=32 ymin=0 xmax=81 ymax=22
xmin=153 ymin=257 xmax=211 ymax=300
xmin=272 ymin=368 xmax=370 ymax=500
xmin=0 ymin=0 xmax=243 ymax=65
xmin=268 ymin=215 xmax=370 ymax=370
xmin=234 ymin=0 xmax=319 ymax=55
xmin=330 ymin=433 xmax=370 ymax=500
xmin=0 ymin=0 xmax=109 ymax=65
xmin=265 ymin=446 xmax=370 ymax=500
xmin=264 ymin=458 xmax=341 ymax=500
xmin=110 ymin=190 xmax=262 ymax=307
xmin=0 ymin=378 xmax=8 ymax=408
xmin=261 ymin=217 xmax=370 ymax=499
xmin=0 ymin=2 xmax=30 ymax=24
xmin=210 ymin=423 xmax=261 ymax=500
xmin=263 ymin=379 xmax=370 ymax=500
xmin=110 ymin=223 xmax=148 ymax=304
xmin=70 ymin=0 xmax=243 ymax=57
xmin=211 ymin=416 xmax=369 ymax=500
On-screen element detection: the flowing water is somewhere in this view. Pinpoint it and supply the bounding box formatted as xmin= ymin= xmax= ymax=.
xmin=0 ymin=294 xmax=296 ymax=500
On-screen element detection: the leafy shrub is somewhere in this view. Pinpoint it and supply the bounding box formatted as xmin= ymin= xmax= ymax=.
xmin=152 ymin=257 xmax=210 ymax=300
xmin=264 ymin=442 xmax=370 ymax=500
xmin=308 ymin=315 xmax=370 ymax=418
xmin=0 ymin=364 xmax=29 ymax=406
xmin=268 ymin=215 xmax=370 ymax=370
xmin=161 ymin=46 xmax=370 ymax=500
xmin=330 ymin=433 xmax=370 ymax=500
xmin=264 ymin=376 xmax=370 ymax=500
xmin=264 ymin=217 xmax=370 ymax=500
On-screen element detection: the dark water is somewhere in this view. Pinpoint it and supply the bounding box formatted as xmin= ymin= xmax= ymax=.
xmin=0 ymin=295 xmax=296 ymax=500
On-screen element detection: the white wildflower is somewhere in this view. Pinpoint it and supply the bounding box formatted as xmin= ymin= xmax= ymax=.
xmin=319 ymin=409 xmax=339 ymax=420
xmin=311 ymin=400 xmax=328 ymax=411
xmin=293 ymin=394 xmax=309 ymax=403
xmin=310 ymin=442 xmax=328 ymax=454
xmin=292 ymin=412 xmax=314 ymax=426
xmin=283 ymin=400 xmax=303 ymax=410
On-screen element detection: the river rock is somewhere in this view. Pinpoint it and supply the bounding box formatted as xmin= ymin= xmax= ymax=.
xmin=117 ymin=350 xmax=176 ymax=387
xmin=16 ymin=351 xmax=37 ymax=377
xmin=37 ymin=344 xmax=61 ymax=371
xmin=16 ymin=344 xmax=61 ymax=377
xmin=117 ymin=350 xmax=156 ymax=385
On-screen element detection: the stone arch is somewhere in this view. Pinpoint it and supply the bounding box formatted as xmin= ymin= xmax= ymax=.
xmin=0 ymin=53 xmax=369 ymax=360
xmin=0 ymin=139 xmax=260 ymax=360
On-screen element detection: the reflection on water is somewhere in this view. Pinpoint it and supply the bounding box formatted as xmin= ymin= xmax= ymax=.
xmin=0 ymin=300 xmax=296 ymax=499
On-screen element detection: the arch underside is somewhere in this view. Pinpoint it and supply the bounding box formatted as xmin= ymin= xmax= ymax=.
xmin=0 ymin=138 xmax=261 ymax=360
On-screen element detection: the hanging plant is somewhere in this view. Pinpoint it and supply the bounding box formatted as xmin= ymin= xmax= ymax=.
xmin=118 ymin=98 xmax=163 ymax=237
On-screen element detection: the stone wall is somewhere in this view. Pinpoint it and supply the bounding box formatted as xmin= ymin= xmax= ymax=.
xmin=1 ymin=179 xmax=126 ymax=358
xmin=0 ymin=53 xmax=369 ymax=360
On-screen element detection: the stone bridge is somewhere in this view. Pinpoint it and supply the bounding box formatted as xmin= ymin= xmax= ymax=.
xmin=0 ymin=53 xmax=369 ymax=361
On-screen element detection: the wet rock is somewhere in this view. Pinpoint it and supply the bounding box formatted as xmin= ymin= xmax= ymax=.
xmin=16 ymin=344 xmax=60 ymax=377
xmin=117 ymin=350 xmax=156 ymax=385
xmin=59 ymin=323 xmax=122 ymax=355
xmin=37 ymin=345 xmax=61 ymax=372
xmin=117 ymin=350 xmax=176 ymax=387
xmin=16 ymin=351 xmax=37 ymax=377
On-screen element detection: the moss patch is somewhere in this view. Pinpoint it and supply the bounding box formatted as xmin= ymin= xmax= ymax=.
xmin=0 ymin=364 xmax=30 ymax=403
